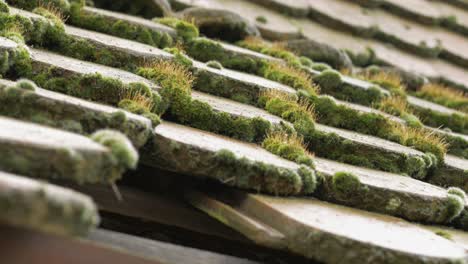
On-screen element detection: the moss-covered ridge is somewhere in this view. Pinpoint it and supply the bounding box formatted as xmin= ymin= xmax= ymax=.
xmin=0 ymin=79 xmax=153 ymax=148
xmin=0 ymin=9 xmax=162 ymax=126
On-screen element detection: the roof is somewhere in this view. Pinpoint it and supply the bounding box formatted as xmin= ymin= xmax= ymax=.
xmin=0 ymin=0 xmax=468 ymax=263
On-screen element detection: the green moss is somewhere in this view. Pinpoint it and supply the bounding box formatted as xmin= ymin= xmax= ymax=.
xmin=443 ymin=194 xmax=465 ymax=222
xmin=405 ymin=155 xmax=428 ymax=180
xmin=262 ymin=97 xmax=315 ymax=133
xmin=155 ymin=17 xmax=199 ymax=42
xmin=332 ymin=172 xmax=361 ymax=197
xmin=311 ymin=63 xmax=331 ymax=72
xmin=0 ymin=0 xmax=9 ymax=13
xmin=401 ymin=113 xmax=423 ymax=128
xmin=262 ymin=133 xmax=314 ymax=168
xmin=255 ymin=16 xmax=267 ymax=24
xmin=213 ymin=149 xmax=305 ymax=195
xmin=163 ymin=47 xmax=193 ymax=67
xmin=15 ymin=78 xmax=36 ymax=90
xmin=445 ymin=135 xmax=468 ymax=159
xmin=448 ymin=187 xmax=467 ymax=200
xmin=345 ymin=47 xmax=376 ymax=67
xmin=6 ymin=0 xmax=70 ymax=13
xmin=186 ymin=37 xmax=261 ymax=74
xmin=68 ymin=3 xmax=172 ymax=49
xmin=412 ymin=107 xmax=468 ymax=134
xmin=91 ymin=129 xmax=139 ymax=170
xmin=138 ymin=65 xmax=271 ymax=142
xmin=434 ymin=230 xmax=453 ymax=240
xmin=385 ymin=197 xmax=401 ymax=211
xmin=259 ymin=62 xmax=315 ymax=93
xmin=312 ymin=69 xmax=342 ymax=91
xmin=299 ymin=56 xmax=313 ymax=68
xmin=206 ymin=60 xmax=222 ymax=70
xmin=297 ymin=165 xmax=317 ymax=194
xmin=306 ymin=93 xmax=392 ymax=138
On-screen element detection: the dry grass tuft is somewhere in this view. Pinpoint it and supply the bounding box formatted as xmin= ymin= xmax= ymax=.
xmin=417 ymin=83 xmax=468 ymax=113
xmin=239 ymin=36 xmax=266 ymax=51
xmin=298 ymin=97 xmax=317 ymax=121
xmin=392 ymin=123 xmax=448 ymax=155
xmin=264 ymin=62 xmax=318 ymax=94
xmin=378 ymin=96 xmax=411 ymax=116
xmin=264 ymin=131 xmax=312 ymax=155
xmin=38 ymin=1 xmax=68 ymax=22
xmin=142 ymin=59 xmax=194 ymax=92
xmin=259 ymin=89 xmax=295 ymax=102
xmin=120 ymin=89 xmax=155 ymax=111
xmin=358 ymin=71 xmax=403 ymax=88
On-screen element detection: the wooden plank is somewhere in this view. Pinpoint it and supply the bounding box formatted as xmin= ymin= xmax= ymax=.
xmin=0 ymin=225 xmax=257 ymax=264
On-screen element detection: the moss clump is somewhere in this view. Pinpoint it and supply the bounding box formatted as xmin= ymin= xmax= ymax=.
xmin=312 ymin=69 xmax=342 ymax=91
xmin=206 ymin=60 xmax=222 ymax=70
xmin=311 ymin=63 xmax=331 ymax=72
xmin=155 ymin=17 xmax=199 ymax=42
xmin=332 ymin=172 xmax=361 ymax=197
xmin=448 ymin=187 xmax=467 ymax=200
xmin=91 ymin=129 xmax=139 ymax=170
xmin=0 ymin=0 xmax=9 ymax=13
xmin=15 ymin=78 xmax=36 ymax=90
xmin=415 ymin=83 xmax=468 ymax=113
xmin=68 ymin=3 xmax=173 ymax=49
xmin=259 ymin=90 xmax=316 ymax=135
xmin=255 ymin=16 xmax=267 ymax=24
xmin=442 ymin=193 xmax=465 ymax=223
xmin=138 ymin=60 xmax=271 ymax=142
xmin=163 ymin=47 xmax=193 ymax=67
xmin=262 ymin=131 xmax=314 ymax=168
xmin=297 ymin=165 xmax=317 ymax=194
xmin=299 ymin=56 xmax=314 ymax=68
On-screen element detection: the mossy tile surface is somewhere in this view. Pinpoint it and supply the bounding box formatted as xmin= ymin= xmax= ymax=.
xmin=243 ymin=194 xmax=467 ymax=263
xmin=408 ymin=95 xmax=466 ymax=116
xmin=30 ymin=49 xmax=157 ymax=89
xmin=144 ymin=122 xmax=311 ymax=195
xmin=0 ymin=117 xmax=122 ymax=183
xmin=0 ymin=171 xmax=99 ymax=236
xmin=81 ymin=6 xmax=176 ymax=36
xmin=152 ymin=122 xmax=297 ymax=170
xmin=64 ymin=25 xmax=173 ymax=61
xmin=0 ymin=81 xmax=152 ymax=148
xmin=315 ymin=123 xmax=424 ymax=157
xmin=191 ymin=91 xmax=284 ymax=125
xmin=316 ymin=157 xmax=447 ymax=198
